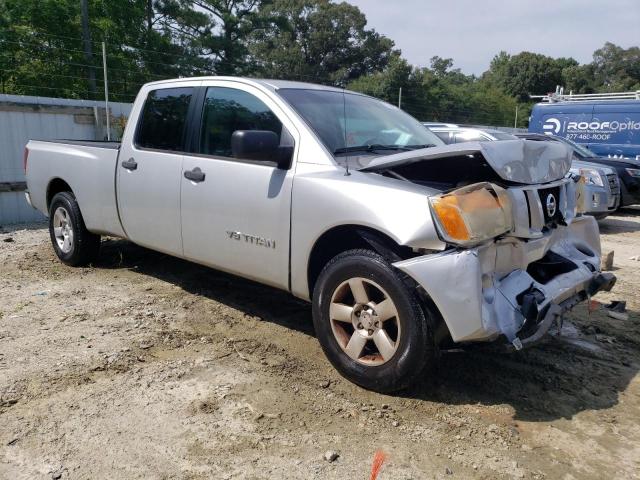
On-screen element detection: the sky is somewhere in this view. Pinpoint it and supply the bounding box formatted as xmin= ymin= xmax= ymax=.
xmin=347 ymin=0 xmax=640 ymax=75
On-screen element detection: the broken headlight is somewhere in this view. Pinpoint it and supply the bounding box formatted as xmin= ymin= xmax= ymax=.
xmin=429 ymin=182 xmax=513 ymax=246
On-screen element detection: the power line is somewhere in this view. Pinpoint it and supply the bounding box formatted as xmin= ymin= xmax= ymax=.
xmin=0 ymin=69 xmax=148 ymax=86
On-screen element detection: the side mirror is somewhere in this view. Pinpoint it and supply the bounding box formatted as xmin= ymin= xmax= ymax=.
xmin=231 ymin=130 xmax=293 ymax=169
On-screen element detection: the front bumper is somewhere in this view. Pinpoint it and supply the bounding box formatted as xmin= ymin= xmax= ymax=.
xmin=393 ymin=215 xmax=616 ymax=345
xmin=506 ymin=271 xmax=615 ymax=350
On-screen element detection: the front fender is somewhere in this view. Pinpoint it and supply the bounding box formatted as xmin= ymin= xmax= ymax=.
xmin=290 ymin=163 xmax=445 ymax=299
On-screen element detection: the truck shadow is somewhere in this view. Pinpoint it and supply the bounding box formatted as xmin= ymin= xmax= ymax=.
xmin=598 ymin=217 xmax=640 ymax=234
xmin=407 ymin=318 xmax=639 ymax=422
xmin=404 ymin=302 xmax=640 ymax=421
xmin=97 ymin=238 xmax=639 ymax=423
xmin=97 ymin=238 xmax=315 ymax=337
xmin=598 ymin=206 xmax=640 ymax=234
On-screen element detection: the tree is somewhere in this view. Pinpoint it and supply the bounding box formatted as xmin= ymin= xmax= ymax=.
xmin=247 ymin=0 xmax=396 ymax=85
xmin=155 ymin=0 xmax=272 ymax=75
xmin=562 ymin=64 xmax=596 ymax=93
xmin=348 ymin=55 xmax=413 ymax=101
xmin=485 ymin=51 xmax=568 ymax=101
xmin=0 ymin=0 xmax=205 ymax=100
xmin=349 ymin=55 xmax=518 ymax=127
xmin=591 ymin=42 xmax=640 ymax=91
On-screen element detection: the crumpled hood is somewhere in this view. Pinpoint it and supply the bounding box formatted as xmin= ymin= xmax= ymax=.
xmin=361 ymin=139 xmax=573 ymax=184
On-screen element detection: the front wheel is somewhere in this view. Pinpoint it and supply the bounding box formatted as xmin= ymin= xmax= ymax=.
xmin=49 ymin=191 xmax=101 ymax=266
xmin=312 ymin=249 xmax=437 ymax=393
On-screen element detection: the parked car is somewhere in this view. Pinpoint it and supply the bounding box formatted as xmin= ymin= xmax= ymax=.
xmin=426 ymin=126 xmax=518 ymax=144
xmin=528 ymin=91 xmax=640 ymax=159
xmin=516 ymin=133 xmax=638 ymax=208
xmin=421 ymin=122 xmax=459 ymax=129
xmin=24 ymin=77 xmax=615 ymax=392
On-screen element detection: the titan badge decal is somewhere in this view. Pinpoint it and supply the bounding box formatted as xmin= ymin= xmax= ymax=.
xmin=226 ymin=230 xmax=276 ymax=249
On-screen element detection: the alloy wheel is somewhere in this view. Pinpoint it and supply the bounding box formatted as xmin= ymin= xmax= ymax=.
xmin=329 ymin=277 xmax=401 ymax=366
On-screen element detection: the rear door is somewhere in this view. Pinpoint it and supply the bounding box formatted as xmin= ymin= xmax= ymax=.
xmin=180 ymin=82 xmax=299 ymax=289
xmin=117 ymin=83 xmax=198 ymax=255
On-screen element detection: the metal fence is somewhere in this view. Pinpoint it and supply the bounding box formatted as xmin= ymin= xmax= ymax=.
xmin=0 ymin=94 xmax=132 ymax=225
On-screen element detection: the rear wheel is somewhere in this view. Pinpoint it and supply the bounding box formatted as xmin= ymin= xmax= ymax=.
xmin=49 ymin=191 xmax=100 ymax=266
xmin=312 ymin=249 xmax=436 ymax=392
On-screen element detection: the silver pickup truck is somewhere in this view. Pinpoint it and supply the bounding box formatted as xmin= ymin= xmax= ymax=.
xmin=24 ymin=77 xmax=615 ymax=392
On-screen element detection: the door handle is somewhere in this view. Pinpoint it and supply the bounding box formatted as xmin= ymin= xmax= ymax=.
xmin=184 ymin=167 xmax=205 ymax=183
xmin=121 ymin=158 xmax=138 ymax=170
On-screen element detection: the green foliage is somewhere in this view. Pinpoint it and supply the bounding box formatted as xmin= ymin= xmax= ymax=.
xmin=349 ymin=55 xmax=519 ymax=126
xmin=0 ymin=0 xmax=199 ymax=101
xmin=591 ymin=42 xmax=640 ymax=92
xmin=484 ymin=51 xmax=567 ymax=101
xmin=247 ymin=0 xmax=396 ymax=85
xmin=0 ymin=0 xmax=638 ymax=129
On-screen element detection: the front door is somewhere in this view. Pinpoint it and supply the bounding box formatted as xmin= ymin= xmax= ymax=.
xmin=180 ymin=83 xmax=298 ymax=289
xmin=117 ymin=85 xmax=197 ymax=255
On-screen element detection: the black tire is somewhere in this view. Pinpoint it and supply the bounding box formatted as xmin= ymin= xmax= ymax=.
xmin=48 ymin=191 xmax=101 ymax=266
xmin=312 ymin=249 xmax=437 ymax=393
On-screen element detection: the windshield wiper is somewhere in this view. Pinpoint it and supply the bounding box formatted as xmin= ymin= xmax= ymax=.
xmin=333 ymin=144 xmax=436 ymax=155
xmin=404 ymin=144 xmax=437 ymax=150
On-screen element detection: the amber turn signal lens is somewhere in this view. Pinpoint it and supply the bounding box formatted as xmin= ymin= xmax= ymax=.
xmin=430 ymin=195 xmax=471 ymax=242
xmin=429 ymin=182 xmax=513 ymax=246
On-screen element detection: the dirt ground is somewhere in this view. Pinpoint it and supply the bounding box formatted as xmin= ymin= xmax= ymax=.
xmin=1 ymin=208 xmax=639 ymax=480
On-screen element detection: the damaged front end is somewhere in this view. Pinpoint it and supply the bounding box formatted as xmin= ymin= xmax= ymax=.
xmin=369 ymin=140 xmax=617 ymax=349
xmin=394 ymin=216 xmax=615 ymax=349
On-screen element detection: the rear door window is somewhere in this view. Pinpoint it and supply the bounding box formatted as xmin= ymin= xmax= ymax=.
xmin=136 ymin=87 xmax=194 ymax=151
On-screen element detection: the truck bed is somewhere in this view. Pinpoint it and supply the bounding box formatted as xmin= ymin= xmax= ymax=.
xmin=34 ymin=139 xmax=121 ymax=150
xmin=25 ymin=139 xmax=125 ymax=238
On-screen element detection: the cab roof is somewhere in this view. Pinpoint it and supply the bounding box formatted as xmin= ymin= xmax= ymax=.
xmin=144 ymin=76 xmax=349 ymax=94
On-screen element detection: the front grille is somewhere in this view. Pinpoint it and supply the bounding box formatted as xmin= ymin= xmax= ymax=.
xmin=536 ymin=186 xmax=563 ymax=226
xmin=512 ymin=179 xmax=571 ymax=238
xmin=606 ymin=173 xmax=620 ymax=195
xmin=606 ymin=173 xmax=620 ymax=208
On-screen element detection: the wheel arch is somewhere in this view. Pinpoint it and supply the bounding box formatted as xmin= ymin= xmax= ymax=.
xmin=306 ymin=224 xmax=452 ymax=347
xmin=306 ymin=224 xmax=413 ymax=299
xmin=46 ymin=177 xmax=74 ymax=212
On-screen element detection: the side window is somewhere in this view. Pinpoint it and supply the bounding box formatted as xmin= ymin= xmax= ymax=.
xmin=199 ymin=87 xmax=284 ymax=159
xmin=433 ymin=131 xmax=451 ymax=143
xmin=453 ymin=131 xmax=483 ymax=143
xmin=136 ymin=87 xmax=193 ymax=151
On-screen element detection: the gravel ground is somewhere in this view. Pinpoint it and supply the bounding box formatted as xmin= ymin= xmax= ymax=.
xmin=1 ymin=208 xmax=639 ymax=479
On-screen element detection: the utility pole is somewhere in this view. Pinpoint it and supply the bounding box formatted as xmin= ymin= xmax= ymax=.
xmin=398 ymin=87 xmax=402 ymax=109
xmin=514 ymin=104 xmax=519 ymax=128
xmin=80 ymin=0 xmax=97 ymax=98
xmin=146 ymin=0 xmax=153 ymax=35
xmin=102 ymin=42 xmax=111 ymax=141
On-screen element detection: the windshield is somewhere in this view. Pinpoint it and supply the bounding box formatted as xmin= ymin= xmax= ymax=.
xmin=277 ymin=88 xmax=444 ymax=164
xmin=555 ymin=136 xmax=595 ymax=158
